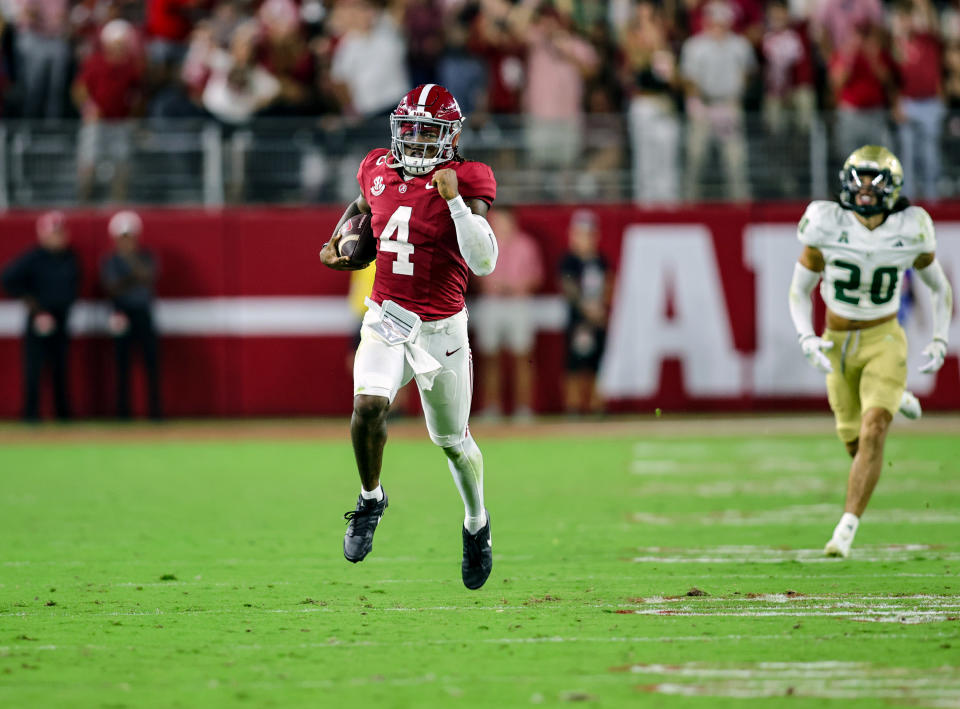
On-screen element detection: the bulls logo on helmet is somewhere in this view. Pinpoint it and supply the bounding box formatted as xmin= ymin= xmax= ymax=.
xmin=388 ymin=84 xmax=464 ymax=176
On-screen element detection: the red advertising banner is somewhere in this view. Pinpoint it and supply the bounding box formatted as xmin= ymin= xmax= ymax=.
xmin=0 ymin=204 xmax=957 ymax=418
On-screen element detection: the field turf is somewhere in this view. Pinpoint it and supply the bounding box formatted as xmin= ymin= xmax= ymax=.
xmin=0 ymin=419 xmax=958 ymax=708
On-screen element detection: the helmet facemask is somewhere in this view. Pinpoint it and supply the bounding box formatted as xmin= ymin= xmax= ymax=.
xmin=389 ymin=114 xmax=462 ymax=176
xmin=839 ymin=166 xmax=900 ymax=216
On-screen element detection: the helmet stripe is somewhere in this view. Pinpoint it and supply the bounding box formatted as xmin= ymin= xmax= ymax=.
xmin=416 ymin=83 xmax=436 ymax=108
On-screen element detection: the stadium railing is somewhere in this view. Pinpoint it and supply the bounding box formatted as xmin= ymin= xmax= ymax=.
xmin=0 ymin=112 xmax=956 ymax=208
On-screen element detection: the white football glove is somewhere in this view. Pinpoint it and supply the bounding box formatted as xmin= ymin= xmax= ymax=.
xmin=799 ymin=335 xmax=834 ymax=373
xmin=918 ymin=338 xmax=948 ymax=374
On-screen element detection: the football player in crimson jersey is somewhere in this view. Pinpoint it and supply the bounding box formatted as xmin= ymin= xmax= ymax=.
xmin=320 ymin=84 xmax=499 ymax=589
xmin=788 ymin=145 xmax=954 ymax=558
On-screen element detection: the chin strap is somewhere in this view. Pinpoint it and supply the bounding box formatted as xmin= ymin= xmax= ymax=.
xmin=447 ymin=195 xmax=498 ymax=276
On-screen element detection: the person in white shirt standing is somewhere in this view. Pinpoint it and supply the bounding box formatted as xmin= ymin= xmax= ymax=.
xmin=788 ymin=145 xmax=953 ymax=558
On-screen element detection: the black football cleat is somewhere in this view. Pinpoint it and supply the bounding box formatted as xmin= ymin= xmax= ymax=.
xmin=461 ymin=510 xmax=492 ymax=590
xmin=343 ymin=491 xmax=388 ymax=563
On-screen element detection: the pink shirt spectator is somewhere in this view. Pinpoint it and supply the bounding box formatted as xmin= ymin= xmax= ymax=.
xmin=14 ymin=0 xmax=68 ymax=37
xmin=763 ymin=26 xmax=812 ymax=96
xmin=523 ymin=23 xmax=598 ymax=120
xmin=812 ymin=0 xmax=884 ymax=51
xmin=478 ymin=229 xmax=543 ymax=297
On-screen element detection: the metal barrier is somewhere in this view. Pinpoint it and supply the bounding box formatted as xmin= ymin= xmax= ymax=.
xmin=0 ymin=112 xmax=953 ymax=208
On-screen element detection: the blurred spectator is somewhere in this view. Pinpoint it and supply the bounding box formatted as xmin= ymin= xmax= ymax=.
xmin=72 ymin=19 xmax=144 ymax=202
xmin=944 ymin=39 xmax=960 ymax=109
xmin=761 ymin=0 xmax=814 ymax=134
xmin=559 ymin=210 xmax=609 ymax=417
xmin=14 ymin=0 xmax=70 ymax=119
xmin=437 ymin=4 xmax=485 ymax=117
xmin=472 ymin=208 xmax=543 ymax=421
xmin=257 ymin=0 xmax=315 ymax=116
xmin=828 ymin=22 xmax=897 ymax=159
xmin=761 ymin=0 xmax=815 ymax=195
xmin=892 ymin=0 xmax=944 ymax=201
xmin=101 ymin=211 xmax=163 ymax=421
xmin=683 ymin=0 xmax=765 ymax=46
xmin=622 ymin=0 xmax=681 ymax=204
xmin=329 ymin=0 xmax=409 ymax=124
xmin=403 ymin=0 xmax=444 ymax=87
xmin=197 ymin=20 xmax=280 ymax=125
xmin=145 ymin=0 xmax=209 ymax=70
xmin=680 ymin=0 xmax=756 ymax=202
xmin=467 ymin=0 xmax=526 ymax=116
xmin=518 ymin=4 xmax=599 ymax=194
xmin=1 ymin=211 xmax=80 ymax=423
xmin=811 ymin=0 xmax=884 ymax=62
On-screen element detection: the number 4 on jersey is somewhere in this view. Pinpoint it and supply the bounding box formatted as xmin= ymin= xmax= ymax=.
xmin=379 ymin=206 xmax=414 ymax=276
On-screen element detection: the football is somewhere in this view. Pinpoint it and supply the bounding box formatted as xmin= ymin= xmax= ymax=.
xmin=336 ymin=214 xmax=377 ymax=265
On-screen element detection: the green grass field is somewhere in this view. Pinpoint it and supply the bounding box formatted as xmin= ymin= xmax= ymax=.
xmin=1 ymin=419 xmax=958 ymax=708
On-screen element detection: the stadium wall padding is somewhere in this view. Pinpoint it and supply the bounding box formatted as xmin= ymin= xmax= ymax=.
xmin=0 ymin=204 xmax=957 ymax=418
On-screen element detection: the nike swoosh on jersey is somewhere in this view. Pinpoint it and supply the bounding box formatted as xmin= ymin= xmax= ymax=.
xmin=446 ymin=347 xmax=462 ymax=356
xmin=425 ymin=182 xmax=435 ymax=189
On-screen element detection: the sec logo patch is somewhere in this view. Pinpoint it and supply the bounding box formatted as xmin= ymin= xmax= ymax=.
xmin=399 ymin=184 xmax=408 ymax=194
xmin=371 ymin=176 xmax=385 ymax=196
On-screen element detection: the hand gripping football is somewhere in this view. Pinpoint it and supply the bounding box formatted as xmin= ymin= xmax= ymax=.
xmin=337 ymin=214 xmax=377 ymax=265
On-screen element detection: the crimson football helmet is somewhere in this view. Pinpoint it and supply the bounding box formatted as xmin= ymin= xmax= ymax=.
xmin=389 ymin=84 xmax=464 ymax=176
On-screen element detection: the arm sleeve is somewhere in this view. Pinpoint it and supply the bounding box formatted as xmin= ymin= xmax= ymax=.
xmin=915 ymin=259 xmax=953 ymax=344
xmin=447 ymin=195 xmax=498 ymax=277
xmin=788 ymin=261 xmax=821 ymax=340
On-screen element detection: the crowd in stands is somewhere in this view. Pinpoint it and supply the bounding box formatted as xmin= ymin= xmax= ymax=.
xmin=0 ymin=0 xmax=953 ymax=202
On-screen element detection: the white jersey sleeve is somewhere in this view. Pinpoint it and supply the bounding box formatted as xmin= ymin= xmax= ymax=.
xmin=796 ymin=200 xmax=841 ymax=249
xmin=806 ymin=203 xmax=934 ymax=321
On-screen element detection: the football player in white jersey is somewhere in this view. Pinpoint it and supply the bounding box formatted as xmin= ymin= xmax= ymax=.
xmin=788 ymin=145 xmax=953 ymax=558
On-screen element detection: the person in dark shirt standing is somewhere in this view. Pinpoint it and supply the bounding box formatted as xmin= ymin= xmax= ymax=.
xmin=559 ymin=210 xmax=610 ymax=416
xmin=101 ymin=211 xmax=162 ymax=421
xmin=1 ymin=211 xmax=80 ymax=422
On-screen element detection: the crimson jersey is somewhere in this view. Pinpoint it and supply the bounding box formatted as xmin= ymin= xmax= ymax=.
xmin=357 ymin=148 xmax=496 ymax=320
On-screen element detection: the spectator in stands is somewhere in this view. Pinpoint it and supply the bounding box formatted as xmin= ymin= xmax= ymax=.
xmin=467 ymin=0 xmax=527 ymax=117
xmin=329 ymin=0 xmax=409 ymax=125
xmin=101 ymin=211 xmax=163 ymax=421
xmin=680 ymin=0 xmax=755 ymax=202
xmin=472 ymin=208 xmax=543 ymax=422
xmin=828 ymin=22 xmax=898 ymax=159
xmin=761 ymin=0 xmax=815 ymax=134
xmin=517 ymin=3 xmax=598 ymax=197
xmin=437 ymin=4 xmax=486 ymax=118
xmin=145 ymin=0 xmax=210 ymax=71
xmin=559 ymin=210 xmax=609 ymax=417
xmin=811 ymin=0 xmax=884 ymax=63
xmin=761 ymin=0 xmax=815 ymax=195
xmin=197 ymin=19 xmax=280 ymax=125
xmin=1 ymin=211 xmax=80 ymax=423
xmin=14 ymin=0 xmax=70 ymax=119
xmin=72 ymin=19 xmax=144 ymax=202
xmin=403 ymin=0 xmax=444 ymax=88
xmin=892 ymin=0 xmax=944 ymax=201
xmin=683 ymin=0 xmax=765 ymax=46
xmin=622 ymin=0 xmax=681 ymax=204
xmin=257 ymin=0 xmax=315 ymax=116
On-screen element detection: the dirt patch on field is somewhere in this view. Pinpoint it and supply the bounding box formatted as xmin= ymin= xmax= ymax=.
xmin=0 ymin=413 xmax=956 ymax=445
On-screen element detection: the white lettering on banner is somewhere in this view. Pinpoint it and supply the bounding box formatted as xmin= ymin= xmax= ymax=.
xmin=745 ymin=225 xmax=826 ymax=395
xmin=599 ymin=225 xmax=742 ymax=397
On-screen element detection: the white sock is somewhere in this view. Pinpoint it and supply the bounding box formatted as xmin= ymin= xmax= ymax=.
xmin=836 ymin=512 xmax=859 ymax=537
xmin=360 ymin=485 xmax=384 ymax=502
xmin=445 ymin=434 xmax=486 ymax=533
